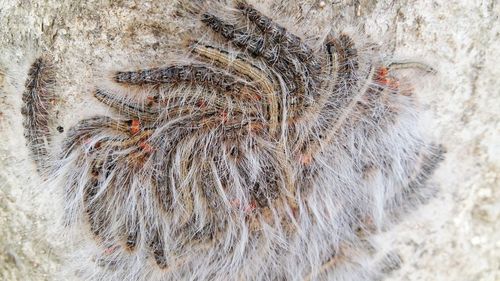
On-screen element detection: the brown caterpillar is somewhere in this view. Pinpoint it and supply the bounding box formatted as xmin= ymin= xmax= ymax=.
xmin=22 ymin=1 xmax=444 ymax=280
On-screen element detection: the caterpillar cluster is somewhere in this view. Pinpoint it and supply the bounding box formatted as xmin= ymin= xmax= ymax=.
xmin=22 ymin=1 xmax=444 ymax=280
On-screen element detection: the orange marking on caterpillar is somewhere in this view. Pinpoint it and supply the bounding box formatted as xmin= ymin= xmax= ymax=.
xmin=376 ymin=67 xmax=400 ymax=90
xmin=376 ymin=67 xmax=390 ymax=85
xmin=139 ymin=141 xmax=154 ymax=154
xmin=299 ymin=153 xmax=313 ymax=165
xmin=291 ymin=205 xmax=299 ymax=219
xmin=230 ymin=199 xmax=241 ymax=208
xmin=248 ymin=122 xmax=264 ymax=134
xmin=130 ymin=119 xmax=141 ymax=135
xmin=230 ymin=199 xmax=256 ymax=214
xmin=220 ymin=111 xmax=228 ymax=123
xmin=146 ymin=96 xmax=156 ymax=106
xmin=388 ymin=79 xmax=400 ymax=90
xmin=84 ymin=139 xmax=102 ymax=150
xmin=244 ymin=201 xmax=257 ymax=214
xmin=104 ymin=245 xmax=120 ymax=255
xmin=196 ymin=99 xmax=207 ymax=108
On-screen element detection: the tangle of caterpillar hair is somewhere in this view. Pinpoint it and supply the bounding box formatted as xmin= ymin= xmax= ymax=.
xmin=23 ymin=1 xmax=445 ymax=280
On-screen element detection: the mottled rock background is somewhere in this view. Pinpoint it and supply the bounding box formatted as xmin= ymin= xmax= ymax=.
xmin=0 ymin=0 xmax=498 ymax=280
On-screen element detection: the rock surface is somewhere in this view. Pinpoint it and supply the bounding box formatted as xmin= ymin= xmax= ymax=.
xmin=0 ymin=0 xmax=498 ymax=280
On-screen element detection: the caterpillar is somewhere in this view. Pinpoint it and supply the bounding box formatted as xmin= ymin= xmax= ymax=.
xmin=21 ymin=57 xmax=56 ymax=173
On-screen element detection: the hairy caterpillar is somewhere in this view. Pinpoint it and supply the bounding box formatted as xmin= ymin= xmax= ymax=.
xmin=22 ymin=0 xmax=444 ymax=280
xmin=21 ymin=57 xmax=56 ymax=173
